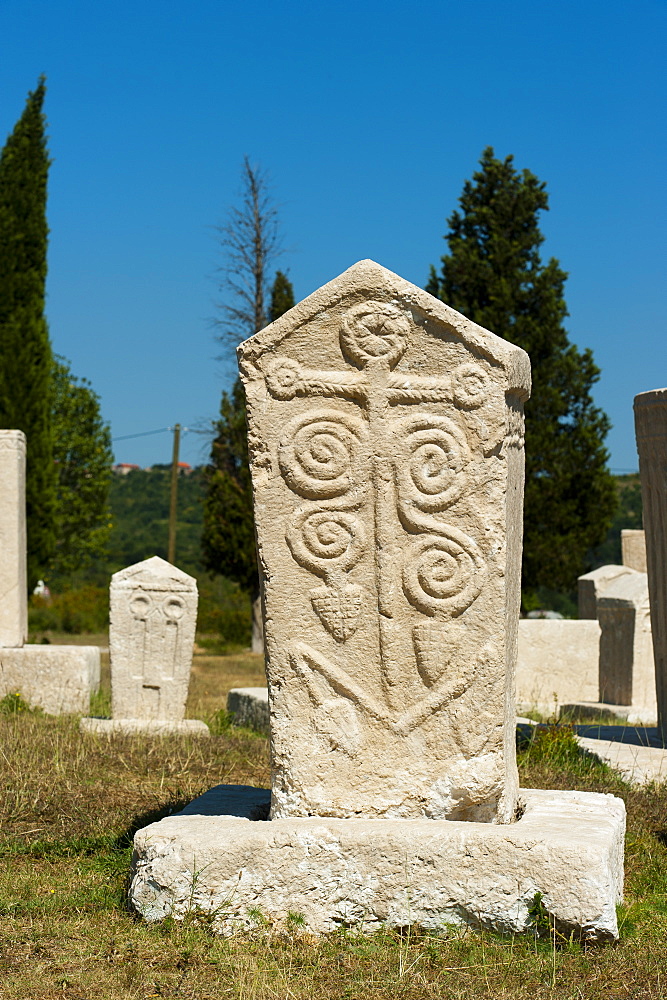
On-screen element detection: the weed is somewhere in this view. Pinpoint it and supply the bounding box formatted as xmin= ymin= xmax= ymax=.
xmin=0 ymin=692 xmax=33 ymax=715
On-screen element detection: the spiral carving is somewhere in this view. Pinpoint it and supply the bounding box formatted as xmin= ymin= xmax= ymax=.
xmin=278 ymin=410 xmax=366 ymax=499
xmin=403 ymin=530 xmax=485 ymax=617
xmin=394 ymin=414 xmax=470 ymax=512
xmin=286 ymin=509 xmax=365 ymax=579
xmin=453 ymin=362 xmax=487 ymax=409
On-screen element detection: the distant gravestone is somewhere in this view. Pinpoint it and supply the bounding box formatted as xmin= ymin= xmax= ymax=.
xmin=81 ymin=557 xmax=208 ymax=735
xmin=577 ymin=564 xmax=634 ymax=621
xmin=597 ymin=571 xmax=656 ymax=716
xmin=130 ymin=261 xmax=625 ymax=939
xmin=621 ymin=529 xmax=647 ymax=573
xmin=111 ymin=557 xmax=198 ymax=720
xmin=0 ymin=430 xmax=101 ymax=714
xmin=0 ymin=431 xmax=27 ymax=647
xmin=635 ymin=388 xmax=667 ymax=742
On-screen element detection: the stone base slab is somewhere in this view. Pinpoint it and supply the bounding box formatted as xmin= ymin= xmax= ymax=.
xmin=0 ymin=645 xmax=100 ymax=714
xmin=130 ymin=784 xmax=625 ymax=941
xmin=561 ymin=702 xmax=657 ymax=726
xmin=80 ymin=718 xmax=209 ymax=737
xmin=227 ymin=687 xmax=269 ymax=732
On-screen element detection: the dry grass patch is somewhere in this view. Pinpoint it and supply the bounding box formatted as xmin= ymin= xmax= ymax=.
xmin=1 ymin=656 xmax=667 ymax=998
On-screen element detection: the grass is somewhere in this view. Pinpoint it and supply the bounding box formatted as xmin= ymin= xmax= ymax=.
xmin=1 ymin=641 xmax=666 ymax=998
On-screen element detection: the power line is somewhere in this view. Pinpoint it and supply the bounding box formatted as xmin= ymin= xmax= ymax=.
xmin=112 ymin=427 xmax=170 ymax=442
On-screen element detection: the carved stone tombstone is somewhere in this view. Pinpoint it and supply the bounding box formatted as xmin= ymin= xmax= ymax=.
xmin=129 ymin=262 xmax=625 ymax=940
xmin=82 ymin=557 xmax=208 ymax=735
xmin=239 ymin=260 xmax=530 ymax=822
xmin=109 ymin=556 xmax=198 ymax=721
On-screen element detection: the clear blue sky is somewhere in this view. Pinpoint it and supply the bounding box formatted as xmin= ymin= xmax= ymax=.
xmin=1 ymin=0 xmax=664 ymax=471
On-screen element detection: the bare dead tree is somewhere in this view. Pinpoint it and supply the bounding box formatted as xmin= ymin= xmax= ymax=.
xmin=214 ymin=156 xmax=283 ymax=350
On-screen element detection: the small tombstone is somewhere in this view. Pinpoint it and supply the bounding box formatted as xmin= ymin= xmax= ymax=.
xmin=597 ymin=571 xmax=656 ymax=715
xmin=110 ymin=557 xmax=198 ymax=721
xmin=577 ymin=564 xmax=634 ymax=621
xmin=621 ymin=529 xmax=647 ymax=573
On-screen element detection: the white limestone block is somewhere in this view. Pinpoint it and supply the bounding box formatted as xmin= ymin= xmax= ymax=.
xmin=238 ymin=259 xmax=531 ymax=823
xmin=227 ymin=687 xmax=269 ymax=732
xmin=597 ymin=571 xmax=656 ymax=716
xmin=80 ymin=718 xmax=209 ymax=737
xmin=110 ymin=556 xmax=198 ymax=721
xmin=516 ymin=619 xmax=599 ymax=712
xmin=0 ymin=431 xmax=27 ymax=647
xmin=635 ymin=388 xmax=667 ymax=741
xmin=0 ymin=645 xmax=100 ymax=715
xmin=130 ymin=784 xmax=625 ymax=942
xmin=621 ymin=529 xmax=646 ymax=572
xmin=577 ymin=564 xmax=634 ymax=621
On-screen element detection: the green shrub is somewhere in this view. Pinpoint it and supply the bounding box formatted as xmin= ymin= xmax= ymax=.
xmin=29 ymin=585 xmax=109 ymax=635
xmin=197 ymin=575 xmax=251 ymax=648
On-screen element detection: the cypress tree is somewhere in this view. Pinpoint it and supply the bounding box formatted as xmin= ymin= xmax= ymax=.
xmin=269 ymin=270 xmax=294 ymax=322
xmin=427 ymin=147 xmax=616 ymax=600
xmin=0 ymin=78 xmax=56 ymax=589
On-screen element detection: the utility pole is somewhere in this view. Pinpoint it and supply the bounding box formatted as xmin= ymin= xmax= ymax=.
xmin=168 ymin=423 xmax=181 ymax=564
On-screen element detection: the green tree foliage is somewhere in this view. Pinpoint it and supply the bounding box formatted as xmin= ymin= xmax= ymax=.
xmin=590 ymin=474 xmax=642 ymax=568
xmin=427 ymin=147 xmax=616 ymax=597
xmin=202 ymin=380 xmax=258 ymax=593
xmin=202 ymin=271 xmax=294 ymax=595
xmin=0 ymin=78 xmax=56 ymax=588
xmin=269 ymin=270 xmax=295 ymax=322
xmin=50 ymin=356 xmax=113 ymax=581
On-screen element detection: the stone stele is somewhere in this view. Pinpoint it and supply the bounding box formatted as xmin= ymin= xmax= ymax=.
xmin=130 ymin=261 xmax=625 ymax=939
xmin=242 ymin=259 xmax=531 ymax=823
xmin=81 ymin=556 xmax=208 ymax=736
xmin=635 ymin=388 xmax=667 ymax=743
xmin=597 ymin=571 xmax=656 ymax=718
xmin=0 ymin=429 xmax=100 ymax=713
xmin=621 ymin=529 xmax=647 ymax=573
xmin=0 ymin=431 xmax=28 ymax=647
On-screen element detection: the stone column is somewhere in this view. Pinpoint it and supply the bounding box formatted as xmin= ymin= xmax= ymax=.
xmin=635 ymin=388 xmax=667 ymax=741
xmin=0 ymin=431 xmax=28 ymax=647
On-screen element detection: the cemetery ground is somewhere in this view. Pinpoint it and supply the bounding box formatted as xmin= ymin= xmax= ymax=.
xmin=0 ymin=642 xmax=665 ymax=999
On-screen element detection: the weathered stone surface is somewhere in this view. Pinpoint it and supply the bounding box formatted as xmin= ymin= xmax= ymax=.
xmin=577 ymin=564 xmax=634 ymax=621
xmin=110 ymin=557 xmax=198 ymax=721
xmin=635 ymin=388 xmax=667 ymax=743
xmin=80 ymin=718 xmax=209 ymax=737
xmin=227 ymin=687 xmax=270 ymax=732
xmin=621 ymin=529 xmax=647 ymax=572
xmin=130 ymin=784 xmax=625 ymax=941
xmin=0 ymin=645 xmax=100 ymax=714
xmin=238 ymin=259 xmax=531 ymax=823
xmin=0 ymin=431 xmax=27 ymax=648
xmin=516 ymin=619 xmax=599 ymax=712
xmin=575 ymin=729 xmax=667 ymax=785
xmin=597 ymin=571 xmax=656 ymax=716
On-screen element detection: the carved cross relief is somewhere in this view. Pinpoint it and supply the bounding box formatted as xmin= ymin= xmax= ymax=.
xmin=260 ymin=300 xmax=503 ymax=734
